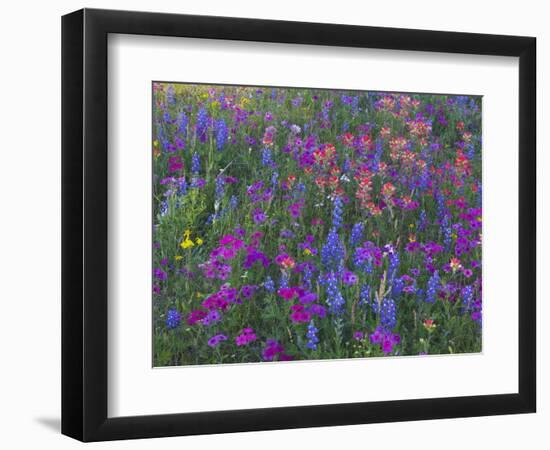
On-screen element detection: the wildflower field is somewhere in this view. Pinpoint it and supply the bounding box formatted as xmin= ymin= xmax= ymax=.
xmin=152 ymin=82 xmax=482 ymax=366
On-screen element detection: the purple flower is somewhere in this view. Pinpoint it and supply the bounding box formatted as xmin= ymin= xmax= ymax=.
xmin=154 ymin=268 xmax=168 ymax=281
xmin=342 ymin=270 xmax=358 ymax=285
xmin=370 ymin=328 xmax=383 ymax=344
xmin=208 ymin=334 xmax=228 ymax=348
xmin=262 ymin=339 xmax=289 ymax=361
xmin=288 ymin=201 xmax=304 ymax=218
xmin=191 ymin=177 xmax=206 ymax=188
xmin=309 ymin=303 xmax=327 ymax=319
xmin=243 ymin=247 xmax=270 ymax=270
xmin=382 ymin=337 xmax=394 ymax=354
xmin=370 ymin=326 xmax=400 ymax=354
xmin=252 ymin=208 xmax=267 ymax=224
xmin=235 ymin=328 xmax=257 ymax=346
xmin=202 ymin=309 xmax=221 ymax=326
xmin=298 ymin=290 xmax=318 ymax=304
xmin=240 ymin=284 xmax=256 ymax=299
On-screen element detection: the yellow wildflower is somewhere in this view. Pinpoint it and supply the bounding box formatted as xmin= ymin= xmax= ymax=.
xmin=195 ymin=237 xmax=204 ymax=246
xmin=180 ymin=229 xmax=195 ymax=249
xmin=174 ymin=255 xmax=183 ymax=261
xmin=303 ymin=248 xmax=312 ymax=256
xmin=181 ymin=238 xmax=194 ymax=249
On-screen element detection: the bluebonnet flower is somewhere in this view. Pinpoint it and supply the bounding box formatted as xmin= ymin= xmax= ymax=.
xmin=178 ymin=177 xmax=187 ymax=196
xmin=177 ymin=111 xmax=188 ymax=139
xmin=418 ymin=165 xmax=430 ymax=192
xmin=279 ymin=272 xmax=289 ymax=289
xmin=156 ymin=123 xmax=169 ymax=153
xmin=205 ymin=213 xmax=217 ymax=224
xmin=191 ymin=152 xmax=200 ymax=175
xmin=165 ymin=308 xmax=181 ymax=329
xmin=271 ymin=170 xmax=279 ymax=189
xmin=351 ymin=96 xmax=360 ymax=115
xmin=306 ymin=320 xmax=319 ymax=350
xmin=332 ymin=196 xmax=344 ymax=229
xmin=343 ymin=158 xmax=352 ymax=173
xmin=321 ymin=101 xmax=332 ymax=125
xmin=321 ymin=227 xmax=345 ymax=272
xmin=263 ymin=276 xmax=275 ymax=293
xmin=425 ymin=270 xmax=440 ymax=303
xmin=466 ymin=143 xmax=475 ymax=161
xmin=215 ymin=177 xmax=225 ymax=202
xmin=196 ymin=107 xmax=209 ymax=143
xmin=435 ymin=189 xmax=444 ymax=214
xmin=322 ymin=271 xmax=345 ymax=316
xmin=388 ymin=249 xmax=400 ymax=281
xmin=159 ymin=200 xmax=169 ymax=217
xmin=391 ymin=276 xmax=404 ymax=298
xmin=229 ymin=195 xmax=238 ymax=210
xmin=418 ymin=209 xmax=428 ymax=232
xmin=350 ymin=222 xmax=364 ymax=247
xmin=380 ymin=297 xmax=397 ymax=330
xmin=215 ymin=118 xmax=228 ymax=151
xmin=461 ymin=285 xmax=474 ymax=311
xmin=166 ymin=85 xmax=175 ymax=105
xmin=302 ymin=263 xmax=314 ymax=289
xmin=261 ymin=147 xmax=274 ymax=167
xmin=359 ymin=283 xmax=371 ymax=309
xmin=441 ymin=215 xmax=452 ymax=250
xmin=372 ymin=139 xmax=383 ymax=173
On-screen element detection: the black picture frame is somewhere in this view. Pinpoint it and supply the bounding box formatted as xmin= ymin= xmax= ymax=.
xmin=62 ymin=8 xmax=536 ymax=442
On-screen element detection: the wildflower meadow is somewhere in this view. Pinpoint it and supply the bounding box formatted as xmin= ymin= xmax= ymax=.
xmin=152 ymin=82 xmax=482 ymax=366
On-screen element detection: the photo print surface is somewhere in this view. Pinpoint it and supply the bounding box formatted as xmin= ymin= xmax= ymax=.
xmin=152 ymin=82 xmax=482 ymax=367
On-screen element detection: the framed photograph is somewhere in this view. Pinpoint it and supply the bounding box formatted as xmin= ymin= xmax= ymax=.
xmin=61 ymin=8 xmax=536 ymax=442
